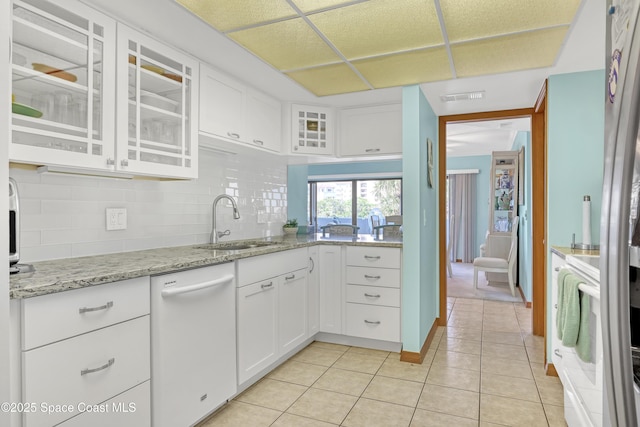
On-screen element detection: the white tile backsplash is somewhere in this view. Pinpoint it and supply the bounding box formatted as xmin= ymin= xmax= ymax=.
xmin=11 ymin=149 xmax=289 ymax=262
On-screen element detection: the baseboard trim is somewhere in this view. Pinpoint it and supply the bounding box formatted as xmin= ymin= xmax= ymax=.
xmin=400 ymin=319 xmax=438 ymax=364
xmin=517 ymin=286 xmax=532 ymax=307
xmin=545 ymin=362 xmax=559 ymax=377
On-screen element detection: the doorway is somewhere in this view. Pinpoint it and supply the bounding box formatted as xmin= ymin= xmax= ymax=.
xmin=438 ymin=103 xmax=547 ymax=339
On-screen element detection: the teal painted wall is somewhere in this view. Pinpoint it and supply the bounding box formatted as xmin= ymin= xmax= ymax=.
xmin=446 ymin=155 xmax=491 ymax=259
xmin=287 ymin=164 xmax=309 ymax=229
xmin=510 ymin=131 xmax=533 ymax=301
xmin=308 ymin=160 xmax=402 ymax=177
xmin=402 ymin=85 xmax=439 ymax=353
xmin=546 ymin=69 xmax=605 ymax=359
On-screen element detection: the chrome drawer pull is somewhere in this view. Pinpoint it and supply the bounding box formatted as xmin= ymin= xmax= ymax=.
xmin=81 ymin=358 xmax=115 ymax=376
xmin=365 ymin=148 xmax=380 ymax=153
xmin=227 ymin=132 xmax=240 ymax=139
xmin=261 ymin=282 xmax=274 ymax=289
xmin=554 ymin=267 xmax=560 ymax=272
xmin=364 ymin=255 xmax=381 ymax=260
xmin=364 ymin=320 xmax=381 ymax=325
xmin=285 ymin=274 xmax=295 ymax=280
xmin=364 ymin=274 xmax=381 ymax=280
xmin=554 ymin=349 xmax=563 ymax=358
xmin=364 ymin=293 xmax=381 ymax=298
xmin=253 ymin=139 xmax=264 ymax=145
xmin=79 ymin=301 xmax=113 ymax=314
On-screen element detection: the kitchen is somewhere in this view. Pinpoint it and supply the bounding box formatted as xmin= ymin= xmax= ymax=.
xmin=0 ymin=0 xmax=617 ymax=426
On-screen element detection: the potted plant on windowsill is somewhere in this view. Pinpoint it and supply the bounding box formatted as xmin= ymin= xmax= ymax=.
xmin=283 ymin=219 xmax=299 ymax=236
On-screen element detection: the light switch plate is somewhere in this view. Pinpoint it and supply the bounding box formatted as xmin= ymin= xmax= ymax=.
xmin=106 ymin=208 xmax=127 ymax=230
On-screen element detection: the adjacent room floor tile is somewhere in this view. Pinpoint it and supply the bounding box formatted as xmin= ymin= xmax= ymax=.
xmin=481 ymin=373 xmax=541 ymax=403
xmin=432 ymin=349 xmax=481 ymax=371
xmin=482 ymin=342 xmax=529 ymax=362
xmin=438 ymin=337 xmax=482 ymax=355
xmin=481 ymin=355 xmax=533 ymax=380
xmin=482 ymin=330 xmax=524 ymax=346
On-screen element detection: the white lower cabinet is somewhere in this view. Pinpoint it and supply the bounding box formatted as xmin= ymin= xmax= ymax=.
xmin=57 ymin=381 xmax=150 ymax=427
xmin=344 ymin=246 xmax=401 ymax=342
xmin=551 ymin=253 xmax=566 ymax=376
xmin=19 ymin=277 xmax=151 ymax=427
xmin=308 ymin=247 xmax=320 ymax=336
xmin=319 ymin=245 xmax=343 ymax=334
xmin=236 ymin=248 xmax=309 ymax=385
xmin=237 ymin=277 xmax=279 ymax=384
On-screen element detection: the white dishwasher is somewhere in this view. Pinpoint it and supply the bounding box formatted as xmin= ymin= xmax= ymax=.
xmin=151 ymin=262 xmax=236 ymax=427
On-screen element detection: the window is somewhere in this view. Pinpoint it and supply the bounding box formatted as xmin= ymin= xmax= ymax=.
xmin=308 ymin=178 xmax=402 ymax=233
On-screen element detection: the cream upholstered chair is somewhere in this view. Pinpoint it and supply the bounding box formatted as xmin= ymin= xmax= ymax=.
xmin=385 ymin=215 xmax=402 ymax=225
xmin=473 ymin=217 xmax=519 ymax=296
xmin=446 ymin=215 xmax=455 ymax=278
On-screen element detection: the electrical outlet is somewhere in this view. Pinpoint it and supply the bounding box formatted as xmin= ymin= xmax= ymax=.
xmin=106 ymin=208 xmax=127 ymax=230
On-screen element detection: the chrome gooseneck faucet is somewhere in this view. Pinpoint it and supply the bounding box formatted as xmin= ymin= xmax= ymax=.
xmin=211 ymin=194 xmax=240 ymax=243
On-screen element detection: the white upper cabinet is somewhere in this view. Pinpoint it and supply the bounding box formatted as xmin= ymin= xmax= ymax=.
xmin=290 ymin=104 xmax=334 ymax=155
xmin=338 ymin=104 xmax=402 ymax=157
xmin=116 ymin=24 xmax=199 ymax=179
xmin=10 ymin=0 xmax=116 ymax=170
xmin=199 ymin=64 xmax=281 ymax=154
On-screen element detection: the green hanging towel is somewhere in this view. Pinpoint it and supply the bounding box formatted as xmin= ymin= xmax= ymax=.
xmin=560 ymin=273 xmax=583 ymax=347
xmin=556 ymin=269 xmax=571 ymax=339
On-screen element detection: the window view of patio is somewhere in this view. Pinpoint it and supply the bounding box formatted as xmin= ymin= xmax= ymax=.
xmin=308 ymin=179 xmax=402 ymax=234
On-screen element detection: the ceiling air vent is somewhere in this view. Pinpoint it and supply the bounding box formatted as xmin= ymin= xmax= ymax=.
xmin=440 ymin=91 xmax=485 ymax=103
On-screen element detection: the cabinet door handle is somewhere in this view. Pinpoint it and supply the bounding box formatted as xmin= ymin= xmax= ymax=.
xmin=227 ymin=132 xmax=240 ymax=139
xmin=364 ymin=274 xmax=381 ymax=280
xmin=554 ymin=267 xmax=560 ymax=272
xmin=554 ymin=349 xmax=563 ymax=358
xmin=261 ymin=282 xmax=274 ymax=289
xmin=364 ymin=255 xmax=381 ymax=261
xmin=365 ymin=148 xmax=380 ymax=153
xmin=79 ymin=301 xmax=113 ymax=314
xmin=285 ymin=274 xmax=296 ymax=280
xmin=309 ymin=257 xmax=315 ymax=273
xmin=81 ymin=358 xmax=115 ymax=376
xmin=364 ymin=293 xmax=381 ymax=298
xmin=554 ymin=304 xmax=558 ymax=309
xmin=253 ymin=139 xmax=264 ymax=145
xmin=364 ymin=320 xmax=381 ymax=325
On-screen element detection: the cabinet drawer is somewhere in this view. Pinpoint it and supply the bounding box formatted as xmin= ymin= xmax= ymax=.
xmin=346 ymin=266 xmax=400 ymax=288
xmin=346 ymin=247 xmax=400 ymax=269
xmin=23 ymin=316 xmax=150 ymax=427
xmin=237 ymin=248 xmax=307 ymax=287
xmin=58 ymin=381 xmax=150 ymax=427
xmin=345 ymin=303 xmax=400 ymax=342
xmin=346 ymin=285 xmax=400 ymax=307
xmin=22 ymin=277 xmax=150 ymax=350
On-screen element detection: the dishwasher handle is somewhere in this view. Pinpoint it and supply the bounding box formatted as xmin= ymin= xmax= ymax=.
xmin=161 ymin=274 xmax=234 ymax=297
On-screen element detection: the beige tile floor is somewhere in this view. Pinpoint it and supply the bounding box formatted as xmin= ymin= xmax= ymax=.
xmin=199 ymin=298 xmax=566 ymax=427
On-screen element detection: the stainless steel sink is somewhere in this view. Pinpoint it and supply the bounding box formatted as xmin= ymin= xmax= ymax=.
xmin=193 ymin=241 xmax=279 ymax=251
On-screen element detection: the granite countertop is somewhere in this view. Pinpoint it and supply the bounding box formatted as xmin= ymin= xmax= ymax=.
xmin=10 ymin=234 xmax=402 ymax=299
xmin=551 ymin=246 xmax=600 ymax=259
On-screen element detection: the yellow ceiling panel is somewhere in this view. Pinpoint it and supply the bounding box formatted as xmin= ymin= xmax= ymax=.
xmin=229 ymin=18 xmax=342 ymax=70
xmin=290 ymin=0 xmax=358 ymax=13
xmin=176 ymin=0 xmax=296 ymax=32
xmin=309 ymin=0 xmax=444 ymax=60
xmin=440 ymin=0 xmax=581 ymax=42
xmin=286 ymin=63 xmax=370 ymax=96
xmin=353 ymin=47 xmax=452 ymax=89
xmin=452 ymin=27 xmax=569 ymax=78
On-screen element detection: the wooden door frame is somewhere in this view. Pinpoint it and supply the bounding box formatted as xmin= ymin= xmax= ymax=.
xmin=438 ymin=103 xmax=546 ymax=338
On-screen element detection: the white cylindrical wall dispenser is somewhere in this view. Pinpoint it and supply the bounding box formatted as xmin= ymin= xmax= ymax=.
xmin=583 ymin=195 xmax=592 ymax=246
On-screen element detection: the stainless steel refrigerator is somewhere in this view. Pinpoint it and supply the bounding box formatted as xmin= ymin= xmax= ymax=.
xmin=602 ymin=0 xmax=640 ymax=425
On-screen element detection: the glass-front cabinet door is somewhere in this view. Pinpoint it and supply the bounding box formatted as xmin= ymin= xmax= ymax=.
xmin=116 ymin=24 xmax=198 ymax=179
xmin=10 ymin=0 xmax=116 ymax=169
xmin=489 ymin=151 xmax=519 ymax=234
xmin=291 ymin=104 xmax=333 ymax=155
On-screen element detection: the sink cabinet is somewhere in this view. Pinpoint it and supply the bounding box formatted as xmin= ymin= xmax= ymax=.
xmin=236 ymin=248 xmax=308 ymax=385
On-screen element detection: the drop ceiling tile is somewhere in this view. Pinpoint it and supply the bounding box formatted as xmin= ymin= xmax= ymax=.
xmin=451 ymin=27 xmax=569 ymax=78
xmin=353 ymin=48 xmax=452 ymax=89
xmin=176 ymin=0 xmax=296 ymax=32
xmin=228 ymin=18 xmax=342 ymax=70
xmin=309 ymin=0 xmax=443 ymax=60
xmin=286 ymin=63 xmax=370 ymax=96
xmin=291 ymin=0 xmax=359 ymax=13
xmin=440 ymin=0 xmax=581 ymax=43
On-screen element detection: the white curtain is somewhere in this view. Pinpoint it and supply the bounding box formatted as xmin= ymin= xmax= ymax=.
xmin=449 ymin=174 xmax=477 ymax=263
